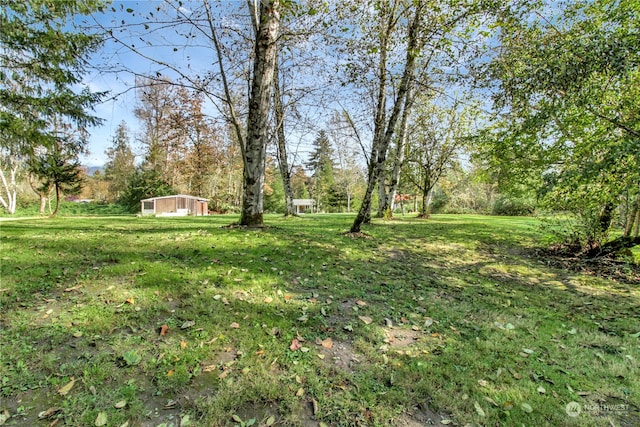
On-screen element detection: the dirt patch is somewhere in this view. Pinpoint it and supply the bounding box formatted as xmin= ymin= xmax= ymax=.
xmin=395 ymin=401 xmax=454 ymax=427
xmin=317 ymin=339 xmax=361 ymax=374
xmin=383 ymin=328 xmax=422 ymax=348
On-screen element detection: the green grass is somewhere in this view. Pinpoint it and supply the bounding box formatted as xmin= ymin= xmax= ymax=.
xmin=0 ymin=214 xmax=638 ymax=426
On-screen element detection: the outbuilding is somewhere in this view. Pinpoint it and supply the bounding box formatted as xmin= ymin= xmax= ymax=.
xmin=292 ymin=199 xmax=315 ymax=214
xmin=140 ymin=195 xmax=209 ymax=216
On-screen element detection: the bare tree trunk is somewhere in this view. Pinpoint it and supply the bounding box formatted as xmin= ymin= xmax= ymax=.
xmin=273 ymin=52 xmax=295 ymax=216
xmin=0 ymin=164 xmax=18 ymax=215
xmin=634 ymin=194 xmax=640 ymax=238
xmin=51 ymin=183 xmax=61 ymax=217
xmin=239 ymin=0 xmax=280 ymax=227
xmin=384 ymin=87 xmax=414 ymax=217
xmin=351 ymin=2 xmax=422 ymax=233
xmin=419 ymin=176 xmax=431 ymax=218
xmin=624 ymin=194 xmax=639 ymax=237
xmin=29 ymin=173 xmax=51 ymax=215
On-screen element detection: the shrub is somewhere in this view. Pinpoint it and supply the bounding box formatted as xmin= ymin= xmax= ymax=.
xmin=492 ymin=195 xmax=536 ymax=216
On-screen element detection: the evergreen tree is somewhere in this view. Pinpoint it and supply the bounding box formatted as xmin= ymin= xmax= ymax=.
xmin=0 ymin=0 xmax=105 ymax=213
xmin=306 ymin=130 xmax=335 ymax=212
xmin=30 ymin=141 xmax=84 ymax=217
xmin=104 ymin=121 xmax=135 ymax=202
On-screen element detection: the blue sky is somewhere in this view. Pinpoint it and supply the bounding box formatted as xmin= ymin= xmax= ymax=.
xmin=79 ymin=1 xmax=235 ymax=166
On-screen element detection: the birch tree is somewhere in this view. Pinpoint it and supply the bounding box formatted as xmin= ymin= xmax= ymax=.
xmin=96 ymin=1 xmax=281 ymax=226
xmin=344 ymin=0 xmax=486 ymax=232
xmin=404 ymin=96 xmax=474 ymax=218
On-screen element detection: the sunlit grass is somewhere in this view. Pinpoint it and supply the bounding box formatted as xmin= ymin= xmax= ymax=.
xmin=0 ymin=214 xmax=638 ymax=426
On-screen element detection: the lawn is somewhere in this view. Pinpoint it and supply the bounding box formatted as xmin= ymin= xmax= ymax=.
xmin=0 ymin=214 xmax=638 ymax=427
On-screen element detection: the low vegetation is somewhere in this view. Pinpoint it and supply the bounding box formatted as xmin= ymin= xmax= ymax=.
xmin=0 ymin=214 xmax=638 ymax=426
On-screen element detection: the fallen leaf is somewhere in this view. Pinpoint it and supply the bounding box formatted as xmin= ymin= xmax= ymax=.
xmin=167 ymin=370 xmax=174 ymax=377
xmin=295 ymin=387 xmax=305 ymax=397
xmin=290 ymin=338 xmax=302 ymax=351
xmin=95 ymin=411 xmax=107 ymax=426
xmin=537 ymin=385 xmax=546 ymax=394
xmin=424 ymin=317 xmax=434 ymax=327
xmin=180 ymin=320 xmax=195 ymax=329
xmin=265 ymin=415 xmax=275 ymax=426
xmin=230 ymin=322 xmax=240 ymax=329
xmin=64 ymin=284 xmax=82 ymax=292
xmin=72 ymin=331 xmax=83 ymax=338
xmin=38 ymin=407 xmax=62 ymax=419
xmin=58 ymin=377 xmax=75 ymax=396
xmin=264 ymin=297 xmax=273 ymax=304
xmin=160 ymin=324 xmax=169 ymax=336
xmin=508 ymin=368 xmax=521 ymax=379
xmin=114 ymin=400 xmax=127 ymax=409
xmin=521 ymin=403 xmax=533 ymax=413
xmin=180 ymin=340 xmax=187 ymax=349
xmin=125 ymin=298 xmax=134 ymax=305
xmin=474 ymin=401 xmax=486 ymax=417
xmin=355 ymin=300 xmax=367 ymax=306
xmin=284 ymin=294 xmax=291 ymax=301
xmin=359 ymin=316 xmax=373 ymax=325
xmin=321 ymin=338 xmax=333 ymax=349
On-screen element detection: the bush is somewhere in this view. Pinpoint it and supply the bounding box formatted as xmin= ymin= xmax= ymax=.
xmin=492 ymin=195 xmax=536 ymax=216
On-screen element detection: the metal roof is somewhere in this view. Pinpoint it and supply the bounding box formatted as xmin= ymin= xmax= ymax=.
xmin=140 ymin=194 xmax=209 ymax=202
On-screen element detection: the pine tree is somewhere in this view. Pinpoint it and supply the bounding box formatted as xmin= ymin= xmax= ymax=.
xmin=306 ymin=131 xmax=335 ymax=212
xmin=0 ymin=0 xmax=105 ymax=213
xmin=104 ymin=121 xmax=135 ymax=202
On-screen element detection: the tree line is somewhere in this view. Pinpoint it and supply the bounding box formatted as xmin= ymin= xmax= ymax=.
xmin=1 ymin=0 xmax=638 ymax=252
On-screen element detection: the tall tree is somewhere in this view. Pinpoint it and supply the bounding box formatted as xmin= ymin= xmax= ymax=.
xmin=273 ymin=53 xmax=296 ymax=216
xmin=98 ymin=1 xmax=281 ymax=226
xmin=404 ymin=96 xmax=473 ymax=218
xmin=481 ymin=0 xmax=640 ymax=249
xmin=306 ymin=130 xmax=335 ymax=212
xmin=30 ymin=133 xmax=85 ymax=217
xmin=0 ymin=0 xmax=105 ymax=214
xmin=239 ymin=0 xmax=280 ymax=226
xmin=133 ymin=77 xmax=184 ymax=186
xmin=104 ymin=121 xmax=135 ymax=202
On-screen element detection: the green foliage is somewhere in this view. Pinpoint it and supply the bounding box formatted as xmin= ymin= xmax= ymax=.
xmin=492 ymin=195 xmax=535 ymax=217
xmin=104 ymin=121 xmax=136 ymax=202
xmin=118 ymin=168 xmax=175 ymax=213
xmin=478 ymin=0 xmax=640 ymax=247
xmin=0 ymin=0 xmax=106 ymax=156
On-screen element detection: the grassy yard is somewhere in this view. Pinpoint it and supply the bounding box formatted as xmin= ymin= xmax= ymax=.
xmin=0 ymin=214 xmax=638 ymax=427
